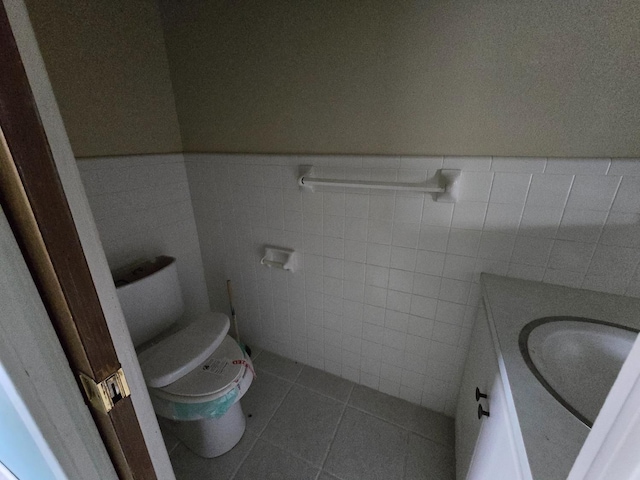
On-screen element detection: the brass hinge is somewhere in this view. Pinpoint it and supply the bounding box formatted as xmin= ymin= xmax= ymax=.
xmin=79 ymin=368 xmax=131 ymax=414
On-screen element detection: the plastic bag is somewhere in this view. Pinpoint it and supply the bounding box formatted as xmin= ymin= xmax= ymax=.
xmin=172 ymin=387 xmax=239 ymax=420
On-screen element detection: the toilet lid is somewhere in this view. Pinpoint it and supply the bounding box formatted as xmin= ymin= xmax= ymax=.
xmin=138 ymin=311 xmax=230 ymax=388
xmin=155 ymin=335 xmax=245 ymax=398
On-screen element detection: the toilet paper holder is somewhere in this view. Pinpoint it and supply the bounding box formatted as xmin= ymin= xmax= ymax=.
xmin=260 ymin=246 xmax=297 ymax=272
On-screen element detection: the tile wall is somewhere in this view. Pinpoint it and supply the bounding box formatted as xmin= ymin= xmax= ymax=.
xmin=185 ymin=154 xmax=640 ymax=416
xmin=77 ymin=154 xmax=210 ymax=319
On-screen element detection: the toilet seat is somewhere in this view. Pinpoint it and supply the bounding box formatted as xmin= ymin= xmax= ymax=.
xmin=147 ymin=335 xmax=255 ymax=422
xmin=152 ymin=335 xmax=248 ymax=402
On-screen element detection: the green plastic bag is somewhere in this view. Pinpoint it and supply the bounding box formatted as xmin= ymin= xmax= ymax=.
xmin=173 ymin=388 xmax=238 ymax=420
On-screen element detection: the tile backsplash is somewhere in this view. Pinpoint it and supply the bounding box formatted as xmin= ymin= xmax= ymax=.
xmin=79 ymin=153 xmax=640 ymax=416
xmin=77 ymin=154 xmax=210 ymax=319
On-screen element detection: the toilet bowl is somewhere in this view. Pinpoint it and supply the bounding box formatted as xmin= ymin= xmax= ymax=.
xmin=114 ymin=256 xmax=254 ymax=457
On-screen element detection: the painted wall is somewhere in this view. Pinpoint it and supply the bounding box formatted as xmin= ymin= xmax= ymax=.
xmin=25 ymin=0 xmax=182 ymax=157
xmin=186 ymin=154 xmax=640 ymax=416
xmin=160 ymin=1 xmax=640 ymax=157
xmin=77 ymin=154 xmax=210 ymax=319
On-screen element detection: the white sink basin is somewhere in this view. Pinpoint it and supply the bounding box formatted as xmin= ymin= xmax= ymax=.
xmin=520 ymin=317 xmax=638 ymax=427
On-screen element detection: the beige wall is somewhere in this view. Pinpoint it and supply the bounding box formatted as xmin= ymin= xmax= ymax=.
xmin=25 ymin=0 xmax=182 ymax=157
xmin=160 ymin=0 xmax=640 ymax=157
xmin=25 ymin=1 xmax=640 ymax=158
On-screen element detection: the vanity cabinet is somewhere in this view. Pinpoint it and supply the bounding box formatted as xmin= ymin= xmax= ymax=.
xmin=455 ymin=302 xmax=525 ymax=480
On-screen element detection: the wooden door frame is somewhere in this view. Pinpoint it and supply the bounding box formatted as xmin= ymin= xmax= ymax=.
xmin=0 ymin=3 xmax=156 ymax=479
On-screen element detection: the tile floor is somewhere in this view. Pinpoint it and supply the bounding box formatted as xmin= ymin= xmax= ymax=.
xmin=164 ymin=348 xmax=455 ymax=480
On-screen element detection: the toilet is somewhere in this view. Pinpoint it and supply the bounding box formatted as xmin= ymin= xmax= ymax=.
xmin=114 ymin=255 xmax=254 ymax=458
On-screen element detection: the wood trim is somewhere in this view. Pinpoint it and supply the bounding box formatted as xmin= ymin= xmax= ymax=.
xmin=0 ymin=4 xmax=156 ymax=480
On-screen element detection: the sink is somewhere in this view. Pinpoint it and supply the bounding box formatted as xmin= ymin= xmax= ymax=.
xmin=519 ymin=317 xmax=638 ymax=427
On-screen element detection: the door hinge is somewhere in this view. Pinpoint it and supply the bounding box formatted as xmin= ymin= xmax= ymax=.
xmin=79 ymin=368 xmax=131 ymax=414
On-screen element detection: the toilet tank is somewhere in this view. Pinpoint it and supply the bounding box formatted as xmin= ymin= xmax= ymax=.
xmin=114 ymin=256 xmax=185 ymax=347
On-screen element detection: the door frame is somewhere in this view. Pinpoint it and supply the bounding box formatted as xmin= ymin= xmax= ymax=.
xmin=0 ymin=1 xmax=173 ymax=478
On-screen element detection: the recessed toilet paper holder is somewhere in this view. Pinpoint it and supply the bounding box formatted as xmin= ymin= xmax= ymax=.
xmin=260 ymin=246 xmax=297 ymax=272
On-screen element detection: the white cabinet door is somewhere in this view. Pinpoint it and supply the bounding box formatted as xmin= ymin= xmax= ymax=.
xmin=456 ymin=302 xmax=525 ymax=480
xmin=455 ymin=303 xmax=495 ymax=479
xmin=466 ymin=371 xmax=523 ymax=480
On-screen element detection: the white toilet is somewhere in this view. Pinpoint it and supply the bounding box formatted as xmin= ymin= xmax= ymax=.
xmin=114 ymin=255 xmax=254 ymax=458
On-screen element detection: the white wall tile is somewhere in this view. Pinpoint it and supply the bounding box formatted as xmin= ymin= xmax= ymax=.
xmin=390 ymin=246 xmax=417 ymax=271
xmin=438 ymin=278 xmax=471 ymax=305
xmin=609 ymin=159 xmax=640 ymax=176
xmin=556 ymin=208 xmax=607 ymax=243
xmin=415 ymin=250 xmax=446 ymax=276
xmin=80 ymin=155 xmax=209 ymax=319
xmin=444 ymin=156 xmax=492 ymax=171
xmin=489 ymin=173 xmax=531 ymax=204
xmin=543 ymin=269 xmax=585 ymax=288
xmin=323 ymin=236 xmax=345 ymax=259
xmin=365 ymin=265 xmax=389 ymax=288
xmin=566 ymin=175 xmax=621 ymax=211
xmin=367 ymin=219 xmax=393 ymax=244
xmin=447 ymin=229 xmax=481 ymax=257
xmin=387 ymin=290 xmax=412 ymax=314
xmin=443 ymin=254 xmax=476 ymax=281
xmin=344 ymin=261 xmax=365 ymax=282
xmin=388 ymin=269 xmax=414 ymax=293
xmin=511 ymin=237 xmax=554 ymax=267
xmin=394 ymin=196 xmax=424 ymax=223
xmin=421 ymin=202 xmax=454 ymax=227
xmin=612 ymin=176 xmax=640 ymax=213
xmin=385 ymin=309 xmax=409 ymax=332
xmin=483 ymin=203 xmax=523 ymax=232
xmin=366 ymin=243 xmax=391 ymax=267
xmin=323 ymin=192 xmax=345 ymax=216
xmin=458 ymin=171 xmax=494 ymax=202
xmin=324 ymin=215 xmax=345 ymax=238
xmin=176 ymin=153 xmax=640 ymax=415
xmin=526 ymin=174 xmax=573 ymax=208
xmin=369 ymin=195 xmax=395 ymax=219
xmin=418 ymin=226 xmax=449 ymax=252
xmin=547 ymin=240 xmax=595 ymax=273
xmin=344 ymin=218 xmax=368 ymax=241
xmin=600 ymin=212 xmax=640 ymax=249
xmin=519 ymin=205 xmax=563 ymax=238
xmin=545 ymin=158 xmax=611 ymax=175
xmin=477 ymin=232 xmax=516 ymax=260
xmin=506 ymin=263 xmax=545 ymax=281
xmin=345 ymin=193 xmax=369 ymax=217
xmin=435 ymin=301 xmax=466 ymax=326
xmin=451 ymin=202 xmax=487 ymax=229
xmin=491 ymin=157 xmax=546 ymax=173
xmin=400 ymin=156 xmax=443 ymax=170
xmin=344 ymin=240 xmax=367 ymax=263
xmin=410 ymin=295 xmax=438 ymax=319
xmin=391 ymin=222 xmax=420 ymax=248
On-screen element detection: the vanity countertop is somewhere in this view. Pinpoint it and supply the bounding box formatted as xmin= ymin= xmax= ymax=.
xmin=480 ymin=274 xmax=640 ymax=480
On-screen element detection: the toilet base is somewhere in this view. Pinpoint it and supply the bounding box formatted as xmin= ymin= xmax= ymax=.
xmin=159 ymin=401 xmax=246 ymax=458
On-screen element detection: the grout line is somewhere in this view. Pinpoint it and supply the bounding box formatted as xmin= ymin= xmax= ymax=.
xmin=318 ymin=383 xmax=355 ymax=473
xmin=229 ymin=377 xmax=298 ymax=477
xmin=256 ymin=378 xmax=295 ymax=438
xmin=292 ymin=378 xmax=352 ymax=405
xmin=401 ymin=425 xmax=411 ymax=480
xmin=228 ymin=433 xmax=259 ymax=480
xmin=345 ymin=402 xmax=454 ymax=449
xmin=256 ymin=436 xmax=323 ymax=474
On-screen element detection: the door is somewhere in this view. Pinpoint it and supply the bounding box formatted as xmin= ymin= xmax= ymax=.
xmin=0 ymin=203 xmax=112 ymax=480
xmin=0 ymin=3 xmax=156 ymax=479
xmin=455 ymin=302 xmax=495 ymax=479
